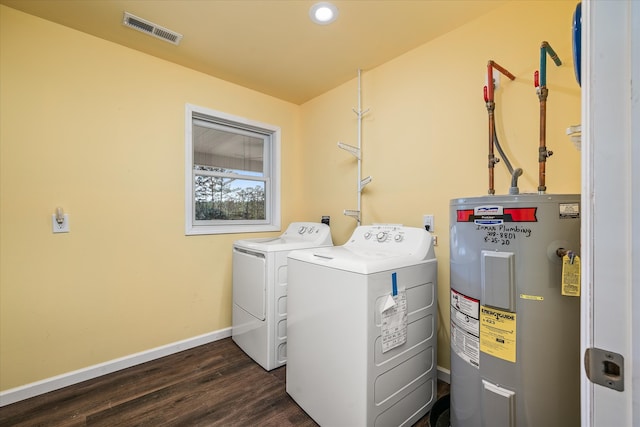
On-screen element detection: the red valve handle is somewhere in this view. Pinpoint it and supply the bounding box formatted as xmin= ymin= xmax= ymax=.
xmin=483 ymin=86 xmax=488 ymax=102
xmin=534 ymin=70 xmax=540 ymax=87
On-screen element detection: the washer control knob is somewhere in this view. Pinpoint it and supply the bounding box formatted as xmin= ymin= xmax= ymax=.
xmin=394 ymin=234 xmax=404 ymax=242
xmin=364 ymin=232 xmax=372 ymax=240
xmin=298 ymin=226 xmax=307 ymax=234
xmin=376 ymin=232 xmax=388 ymax=242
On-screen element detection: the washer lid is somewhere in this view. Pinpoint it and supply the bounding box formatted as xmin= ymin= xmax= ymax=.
xmin=288 ymin=225 xmax=435 ymax=274
xmin=288 ymin=245 xmax=431 ymax=274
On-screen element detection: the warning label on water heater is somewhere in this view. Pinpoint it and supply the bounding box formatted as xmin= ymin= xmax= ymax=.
xmin=456 ymin=205 xmax=538 ymax=225
xmin=480 ymin=306 xmax=517 ymax=363
xmin=450 ymin=289 xmax=480 ymax=368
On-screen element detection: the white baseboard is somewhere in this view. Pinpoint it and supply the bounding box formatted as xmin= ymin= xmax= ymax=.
xmin=437 ymin=366 xmax=451 ymax=384
xmin=0 ymin=327 xmax=231 ymax=407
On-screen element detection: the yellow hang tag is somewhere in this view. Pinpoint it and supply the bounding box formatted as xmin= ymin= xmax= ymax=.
xmin=562 ymin=254 xmax=581 ymax=296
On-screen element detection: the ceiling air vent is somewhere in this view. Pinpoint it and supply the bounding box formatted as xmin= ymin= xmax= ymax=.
xmin=122 ymin=12 xmax=183 ymax=45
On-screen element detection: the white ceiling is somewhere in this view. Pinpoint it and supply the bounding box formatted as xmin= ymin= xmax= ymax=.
xmin=0 ymin=0 xmax=509 ymax=104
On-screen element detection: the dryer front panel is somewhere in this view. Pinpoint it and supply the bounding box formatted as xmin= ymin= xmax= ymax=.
xmin=233 ymin=247 xmax=266 ymax=320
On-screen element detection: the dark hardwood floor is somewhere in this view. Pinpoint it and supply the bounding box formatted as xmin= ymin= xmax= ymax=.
xmin=0 ymin=338 xmax=448 ymax=426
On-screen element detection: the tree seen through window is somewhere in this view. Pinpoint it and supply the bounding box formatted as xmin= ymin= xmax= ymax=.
xmin=194 ymin=166 xmax=265 ymax=221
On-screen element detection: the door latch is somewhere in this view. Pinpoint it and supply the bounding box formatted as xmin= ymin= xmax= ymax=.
xmin=585 ymin=347 xmax=624 ymax=391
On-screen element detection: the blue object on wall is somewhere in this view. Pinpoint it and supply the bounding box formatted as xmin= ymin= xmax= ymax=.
xmin=573 ymin=2 xmax=582 ymax=86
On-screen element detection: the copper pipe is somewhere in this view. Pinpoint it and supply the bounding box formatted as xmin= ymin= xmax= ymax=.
xmin=489 ymin=60 xmax=516 ymax=83
xmin=541 ymin=41 xmax=562 ymax=68
xmin=487 ymin=63 xmax=495 ymax=102
xmin=485 ymin=60 xmax=514 ymax=195
xmin=535 ymin=42 xmax=561 ymax=194
xmin=538 ymin=87 xmax=549 ymax=192
xmin=486 ymin=60 xmax=516 ymax=102
xmin=488 ymin=100 xmax=496 ymax=195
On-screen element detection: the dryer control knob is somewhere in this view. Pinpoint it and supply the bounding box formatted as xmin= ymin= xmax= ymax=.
xmin=394 ymin=234 xmax=404 ymax=242
xmin=298 ymin=226 xmax=307 ymax=234
xmin=376 ymin=232 xmax=388 ymax=242
xmin=364 ymin=232 xmax=372 ymax=239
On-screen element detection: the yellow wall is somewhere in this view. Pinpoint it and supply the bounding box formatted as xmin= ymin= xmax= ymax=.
xmin=0 ymin=6 xmax=302 ymax=390
xmin=1 ymin=0 xmax=580 ymax=391
xmin=300 ymin=0 xmax=581 ymax=370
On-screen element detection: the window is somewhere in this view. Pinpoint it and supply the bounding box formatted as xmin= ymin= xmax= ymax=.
xmin=185 ymin=104 xmax=280 ymax=235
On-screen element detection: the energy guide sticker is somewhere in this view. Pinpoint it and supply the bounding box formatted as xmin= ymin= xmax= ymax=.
xmin=480 ymin=306 xmax=516 ymax=363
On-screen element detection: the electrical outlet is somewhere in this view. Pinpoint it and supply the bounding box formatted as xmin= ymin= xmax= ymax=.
xmin=52 ymin=214 xmax=70 ymax=233
xmin=423 ymin=214 xmax=434 ymax=232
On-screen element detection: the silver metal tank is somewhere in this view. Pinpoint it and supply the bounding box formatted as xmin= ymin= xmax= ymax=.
xmin=449 ymin=194 xmax=580 ymax=427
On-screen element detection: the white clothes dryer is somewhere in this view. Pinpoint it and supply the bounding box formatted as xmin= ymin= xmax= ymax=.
xmin=232 ymin=222 xmax=333 ymax=371
xmin=286 ymin=224 xmax=437 ymax=427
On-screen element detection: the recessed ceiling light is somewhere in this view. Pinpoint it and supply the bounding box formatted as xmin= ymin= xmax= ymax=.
xmin=309 ymin=2 xmax=338 ymax=25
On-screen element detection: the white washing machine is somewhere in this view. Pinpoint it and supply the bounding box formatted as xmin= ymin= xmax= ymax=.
xmin=232 ymin=222 xmax=333 ymax=371
xmin=286 ymin=224 xmax=438 ymax=427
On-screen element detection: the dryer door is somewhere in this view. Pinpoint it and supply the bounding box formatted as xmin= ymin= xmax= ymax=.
xmin=233 ymin=247 xmax=266 ymax=320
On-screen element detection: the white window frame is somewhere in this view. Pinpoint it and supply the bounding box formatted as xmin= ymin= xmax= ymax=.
xmin=185 ymin=103 xmax=281 ymax=235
